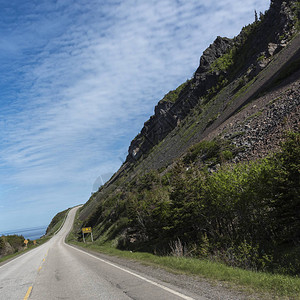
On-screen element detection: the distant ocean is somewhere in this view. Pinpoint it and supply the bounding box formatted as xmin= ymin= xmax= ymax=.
xmin=0 ymin=225 xmax=47 ymax=240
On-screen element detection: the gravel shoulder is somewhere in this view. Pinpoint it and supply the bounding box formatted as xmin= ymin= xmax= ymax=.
xmin=69 ymin=243 xmax=269 ymax=300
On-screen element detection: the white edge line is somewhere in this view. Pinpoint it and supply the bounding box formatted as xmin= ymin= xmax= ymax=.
xmin=55 ymin=205 xmax=82 ymax=236
xmin=0 ymin=205 xmax=81 ymax=269
xmin=0 ymin=242 xmax=49 ymax=269
xmin=53 ymin=212 xmax=68 ymax=235
xmin=65 ymin=242 xmax=195 ymax=300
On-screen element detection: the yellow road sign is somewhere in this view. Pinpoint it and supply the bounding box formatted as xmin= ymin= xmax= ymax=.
xmin=24 ymin=239 xmax=28 ymax=245
xmin=33 ymin=240 xmax=37 ymax=245
xmin=82 ymin=227 xmax=92 ymax=233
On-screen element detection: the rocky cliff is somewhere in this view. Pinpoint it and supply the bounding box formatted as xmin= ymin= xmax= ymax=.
xmin=125 ymin=0 xmax=299 ymax=166
xmin=126 ymin=36 xmax=233 ymax=163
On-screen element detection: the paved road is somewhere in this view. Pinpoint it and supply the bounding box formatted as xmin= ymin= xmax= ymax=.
xmin=0 ymin=207 xmax=203 ymax=299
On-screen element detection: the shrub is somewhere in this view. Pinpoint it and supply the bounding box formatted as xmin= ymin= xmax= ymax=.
xmin=160 ymin=80 xmax=190 ymax=103
xmin=80 ymin=132 xmax=300 ymax=275
xmin=6 ymin=235 xmax=25 ymax=250
xmin=0 ymin=237 xmax=5 ymax=250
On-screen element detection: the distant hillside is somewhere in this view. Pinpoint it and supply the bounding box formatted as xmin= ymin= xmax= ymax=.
xmin=65 ymin=0 xmax=300 ymax=275
xmin=45 ymin=208 xmax=69 ymax=236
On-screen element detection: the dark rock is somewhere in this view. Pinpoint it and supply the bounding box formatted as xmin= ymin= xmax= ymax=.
xmin=197 ymin=36 xmax=234 ymax=73
xmin=126 ymin=0 xmax=300 ymax=165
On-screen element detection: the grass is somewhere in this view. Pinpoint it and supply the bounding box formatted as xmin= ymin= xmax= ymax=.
xmin=182 ymin=120 xmax=199 ymax=142
xmin=0 ymin=236 xmax=51 ymax=264
xmin=244 ymin=110 xmax=263 ymax=122
xmin=46 ymin=209 xmax=70 ymax=236
xmin=227 ymin=77 xmax=256 ymax=108
xmin=45 ymin=208 xmax=69 ymax=236
xmin=210 ymin=49 xmax=235 ymax=72
xmin=67 ymin=239 xmax=300 ymax=299
xmin=160 ymin=80 xmax=189 ymax=103
xmin=257 ymin=55 xmax=266 ymax=62
xmin=268 ymin=96 xmax=282 ymax=106
xmin=228 ymin=131 xmax=246 ymax=140
xmin=0 ymin=250 xmax=30 ymax=264
xmin=0 ymin=209 xmax=71 ymax=265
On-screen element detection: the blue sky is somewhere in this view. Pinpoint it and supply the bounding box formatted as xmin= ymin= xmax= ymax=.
xmin=0 ymin=0 xmax=270 ymax=233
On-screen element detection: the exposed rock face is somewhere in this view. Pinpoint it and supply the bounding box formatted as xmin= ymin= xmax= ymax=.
xmin=192 ymin=36 xmax=234 ymax=95
xmin=0 ymin=239 xmax=24 ymax=258
xmin=197 ymin=36 xmax=233 ymax=73
xmin=270 ymin=0 xmax=298 ymax=39
xmin=128 ymin=100 xmax=174 ymax=161
xmin=220 ymin=76 xmax=300 ymax=162
xmin=0 ymin=241 xmax=13 ymax=257
xmin=127 ymin=36 xmax=233 ymax=162
xmin=126 ymin=0 xmax=299 ymax=165
xmin=268 ymin=43 xmax=280 ymax=56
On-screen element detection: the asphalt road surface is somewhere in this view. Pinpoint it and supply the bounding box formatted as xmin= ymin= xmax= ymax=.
xmin=0 ymin=207 xmax=203 ymax=300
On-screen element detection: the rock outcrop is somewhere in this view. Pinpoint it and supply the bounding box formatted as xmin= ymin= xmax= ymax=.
xmin=127 ymin=35 xmax=234 ymax=162
xmin=126 ymin=0 xmax=300 ymax=165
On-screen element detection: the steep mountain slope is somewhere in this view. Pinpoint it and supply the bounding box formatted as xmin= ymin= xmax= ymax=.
xmin=71 ymin=0 xmax=300 ymax=275
xmin=123 ymin=0 xmax=299 ymax=165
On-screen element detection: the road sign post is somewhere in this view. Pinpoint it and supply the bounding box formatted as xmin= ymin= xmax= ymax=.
xmin=24 ymin=239 xmax=28 ymax=248
xmin=82 ymin=227 xmax=92 ymax=243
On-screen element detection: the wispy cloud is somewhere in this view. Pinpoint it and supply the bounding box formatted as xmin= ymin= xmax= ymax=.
xmin=0 ymin=0 xmax=270 ymax=231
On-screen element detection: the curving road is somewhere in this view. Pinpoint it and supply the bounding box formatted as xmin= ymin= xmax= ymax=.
xmin=0 ymin=206 xmax=203 ymax=300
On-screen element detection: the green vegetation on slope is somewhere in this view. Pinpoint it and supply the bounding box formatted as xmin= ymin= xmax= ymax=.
xmin=291 ymin=1 xmax=300 ymax=30
xmin=0 ymin=234 xmax=25 ymax=255
xmin=183 ymin=139 xmax=236 ymax=164
xmin=0 ymin=234 xmax=51 ymax=263
xmin=159 ymin=80 xmax=189 ymax=103
xmin=0 ymin=209 xmax=70 ymax=263
xmin=46 ymin=208 xmax=69 ymax=236
xmin=78 ymin=132 xmax=300 ymax=276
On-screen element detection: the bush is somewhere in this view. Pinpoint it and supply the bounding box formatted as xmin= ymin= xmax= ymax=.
xmin=183 ymin=140 xmax=221 ymax=164
xmin=81 ymin=132 xmax=300 ymax=275
xmin=0 ymin=237 xmax=5 ymax=250
xmin=6 ymin=235 xmax=25 ymax=250
xmin=183 ymin=139 xmax=236 ymax=165
xmin=160 ymin=80 xmax=189 ymax=103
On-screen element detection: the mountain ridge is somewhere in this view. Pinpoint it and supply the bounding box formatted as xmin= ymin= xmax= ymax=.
xmin=66 ymin=0 xmax=300 ymax=276
xmin=123 ymin=0 xmax=299 ymax=167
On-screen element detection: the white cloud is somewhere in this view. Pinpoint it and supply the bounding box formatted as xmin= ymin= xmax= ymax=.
xmin=0 ymin=0 xmax=270 ymax=231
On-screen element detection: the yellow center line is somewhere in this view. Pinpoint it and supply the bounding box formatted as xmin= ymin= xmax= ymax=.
xmin=37 ymin=256 xmax=46 ymax=272
xmin=23 ymin=286 xmax=32 ymax=300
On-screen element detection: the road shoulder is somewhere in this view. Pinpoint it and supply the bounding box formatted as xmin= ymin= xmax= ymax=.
xmin=68 ymin=243 xmax=261 ymax=300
